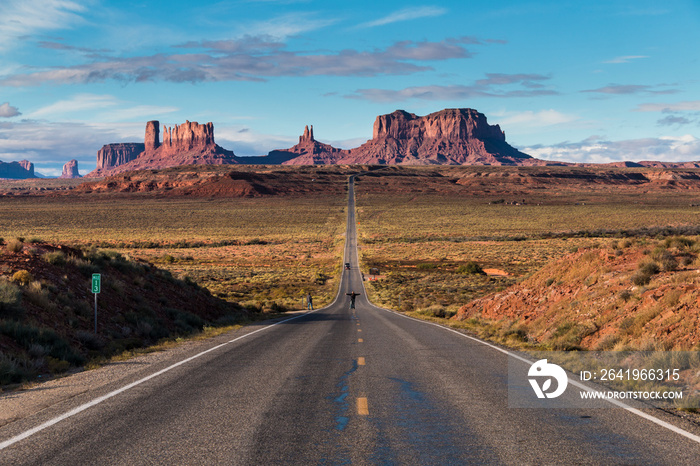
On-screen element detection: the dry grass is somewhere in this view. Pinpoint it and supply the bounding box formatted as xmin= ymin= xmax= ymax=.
xmin=0 ymin=195 xmax=347 ymax=309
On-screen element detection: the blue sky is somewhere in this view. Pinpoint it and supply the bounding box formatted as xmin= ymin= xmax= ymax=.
xmin=1 ymin=0 xmax=699 ymax=176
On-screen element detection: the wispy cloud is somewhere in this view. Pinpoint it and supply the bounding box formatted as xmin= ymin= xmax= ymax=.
xmin=0 ymin=0 xmax=87 ymax=51
xmin=345 ymin=73 xmax=557 ymax=102
xmin=27 ymin=94 xmax=119 ymax=119
xmin=0 ymin=102 xmax=21 ymax=118
xmin=0 ymin=36 xmax=481 ymax=86
xmin=581 ymin=83 xmax=678 ymax=95
xmin=238 ymin=12 xmax=337 ymax=39
xmin=603 ymin=55 xmax=649 ymax=64
xmin=495 ymin=109 xmax=579 ymax=128
xmin=356 ymin=6 xmax=448 ymax=28
xmin=636 ymin=100 xmax=700 ymax=112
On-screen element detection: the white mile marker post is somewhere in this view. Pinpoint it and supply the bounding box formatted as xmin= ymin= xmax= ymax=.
xmin=92 ymin=273 xmax=101 ymax=334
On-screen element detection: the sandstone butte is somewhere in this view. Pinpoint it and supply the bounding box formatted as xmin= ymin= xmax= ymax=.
xmin=277 ymin=108 xmax=544 ymax=166
xmin=88 ymin=109 xmax=550 ymax=176
xmin=0 ymin=159 xmax=35 ymax=179
xmin=88 ymin=120 xmax=236 ymax=177
xmin=84 ymin=107 xmax=700 ymax=177
xmin=59 ymin=159 xmax=81 ymax=179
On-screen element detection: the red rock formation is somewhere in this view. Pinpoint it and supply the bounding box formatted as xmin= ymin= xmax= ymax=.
xmin=300 ymin=125 xmax=314 ymax=143
xmin=161 ymin=121 xmax=215 ymax=153
xmin=88 ymin=120 xmax=237 ymax=176
xmin=59 ymin=159 xmax=81 ymax=178
xmin=18 ymin=160 xmax=34 ymax=175
xmin=255 ymin=125 xmax=344 ymax=165
xmin=145 ymin=120 xmax=160 ymax=152
xmin=340 ymin=108 xmax=534 ymax=165
xmin=96 ymin=143 xmax=145 ymax=171
xmin=0 ymin=159 xmax=35 ymax=179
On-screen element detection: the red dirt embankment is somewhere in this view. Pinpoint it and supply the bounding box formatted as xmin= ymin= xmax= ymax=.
xmin=454 ymin=240 xmax=700 ymax=350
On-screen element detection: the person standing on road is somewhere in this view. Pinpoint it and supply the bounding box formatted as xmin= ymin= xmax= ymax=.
xmin=307 ymin=293 xmax=313 ymax=310
xmin=345 ymin=291 xmax=360 ymax=309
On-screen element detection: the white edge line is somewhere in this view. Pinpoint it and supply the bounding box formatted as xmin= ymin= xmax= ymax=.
xmin=3 ymin=171 xmax=370 ymax=450
xmin=370 ymin=305 xmax=700 ymax=445
xmin=350 ymin=176 xmax=700 ymax=446
xmin=0 ymin=310 xmax=319 ymax=451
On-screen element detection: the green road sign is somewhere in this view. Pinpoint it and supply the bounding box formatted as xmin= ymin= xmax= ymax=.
xmin=92 ymin=273 xmax=101 ymax=294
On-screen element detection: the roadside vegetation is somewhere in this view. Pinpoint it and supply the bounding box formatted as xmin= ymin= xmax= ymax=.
xmin=0 ymin=238 xmax=260 ymax=387
xmin=0 ymin=195 xmax=346 ymax=311
xmin=354 ymin=170 xmax=700 ymax=352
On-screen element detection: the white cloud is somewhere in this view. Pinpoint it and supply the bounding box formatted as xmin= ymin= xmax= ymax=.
xmin=0 ymin=0 xmax=87 ymax=51
xmin=603 ymin=55 xmax=649 ymax=64
xmin=356 ymin=6 xmax=447 ymax=28
xmin=525 ymin=135 xmax=700 ymax=163
xmin=0 ymin=102 xmax=21 ymax=118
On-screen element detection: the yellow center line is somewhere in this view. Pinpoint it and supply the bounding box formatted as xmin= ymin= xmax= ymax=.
xmin=357 ymin=397 xmax=369 ymax=415
xmin=358 ymin=357 xmax=365 ymax=365
xmin=358 ymin=338 xmax=363 ymax=342
xmin=357 ymin=329 xmax=362 ymax=332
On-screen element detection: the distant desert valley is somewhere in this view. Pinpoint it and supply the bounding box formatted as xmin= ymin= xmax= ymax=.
xmin=2 ymin=108 xmax=700 ymax=412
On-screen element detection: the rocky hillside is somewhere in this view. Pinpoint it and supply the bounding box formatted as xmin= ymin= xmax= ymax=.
xmin=0 ymin=238 xmax=250 ymax=386
xmin=454 ymin=237 xmax=700 ymax=350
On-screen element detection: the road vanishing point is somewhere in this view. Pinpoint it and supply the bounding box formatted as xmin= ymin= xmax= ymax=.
xmin=2 ymin=173 xmax=700 ymax=464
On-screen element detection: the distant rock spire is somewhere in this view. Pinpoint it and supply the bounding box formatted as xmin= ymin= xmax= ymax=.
xmin=299 ymin=125 xmax=315 ymax=144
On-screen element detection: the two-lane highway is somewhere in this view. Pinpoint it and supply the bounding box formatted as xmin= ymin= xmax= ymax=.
xmin=2 ymin=174 xmax=700 ymax=464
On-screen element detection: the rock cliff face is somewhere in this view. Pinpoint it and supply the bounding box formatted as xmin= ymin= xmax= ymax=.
xmin=341 ymin=108 xmax=534 ymax=165
xmin=18 ymin=160 xmax=34 ymax=175
xmin=59 ymin=159 xmax=81 ymax=178
xmin=96 ymin=143 xmax=145 ymax=170
xmin=88 ymin=120 xmax=237 ymax=176
xmin=161 ymin=121 xmax=215 ymax=153
xmin=0 ymin=160 xmax=35 ymax=179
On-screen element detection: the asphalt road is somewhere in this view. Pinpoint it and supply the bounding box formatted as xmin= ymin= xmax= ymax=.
xmin=3 ymin=174 xmax=700 ymax=464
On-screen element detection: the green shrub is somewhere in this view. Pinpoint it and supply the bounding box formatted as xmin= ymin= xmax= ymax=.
xmin=0 ymin=281 xmax=23 ymax=316
xmin=43 ymin=251 xmax=67 ymax=266
xmin=457 ymin=261 xmax=486 ymax=275
xmin=0 ymin=354 xmax=31 ymax=385
xmin=0 ymin=320 xmax=84 ymax=365
xmin=417 ymin=263 xmax=438 ymax=270
xmin=631 ymin=271 xmax=652 ymax=286
xmin=76 ymin=330 xmax=104 ymax=350
xmin=638 ymin=261 xmax=660 ymax=276
xmin=5 ymin=238 xmax=23 ymax=253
